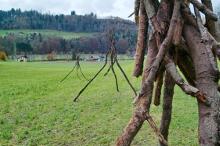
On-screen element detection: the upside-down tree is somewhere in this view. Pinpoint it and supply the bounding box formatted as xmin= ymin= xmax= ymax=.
xmin=116 ymin=0 xmax=220 ymax=145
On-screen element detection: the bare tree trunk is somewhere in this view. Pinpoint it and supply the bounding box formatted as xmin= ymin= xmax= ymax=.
xmin=183 ymin=24 xmax=220 ymax=146
xmin=159 ymin=72 xmax=175 ymax=146
xmin=153 ymin=69 xmax=165 ymax=106
xmin=115 ymin=96 xmax=147 ymax=146
xmin=133 ymin=0 xmax=148 ymax=77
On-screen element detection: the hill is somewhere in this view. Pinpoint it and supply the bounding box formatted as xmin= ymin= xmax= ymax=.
xmin=0 ymin=9 xmax=136 ymax=33
xmin=0 ymin=9 xmax=137 ymax=57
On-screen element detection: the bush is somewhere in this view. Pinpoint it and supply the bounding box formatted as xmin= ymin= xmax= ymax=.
xmin=0 ymin=51 xmax=7 ymax=61
xmin=47 ymin=52 xmax=55 ymax=61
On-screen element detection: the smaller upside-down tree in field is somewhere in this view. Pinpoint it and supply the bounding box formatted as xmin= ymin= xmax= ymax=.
xmin=115 ymin=0 xmax=220 ymax=146
xmin=73 ymin=31 xmax=137 ymax=102
xmin=60 ymin=56 xmax=88 ymax=82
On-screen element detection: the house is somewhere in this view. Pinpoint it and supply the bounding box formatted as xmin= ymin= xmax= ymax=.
xmin=86 ymin=55 xmax=99 ymax=61
xmin=17 ymin=55 xmax=28 ymax=62
xmin=86 ymin=55 xmax=105 ymax=62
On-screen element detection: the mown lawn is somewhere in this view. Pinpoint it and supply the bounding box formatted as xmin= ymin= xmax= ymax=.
xmin=0 ymin=29 xmax=96 ymax=40
xmin=0 ymin=61 xmax=199 ymax=146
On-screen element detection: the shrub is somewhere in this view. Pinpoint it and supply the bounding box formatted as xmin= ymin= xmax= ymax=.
xmin=47 ymin=52 xmax=55 ymax=61
xmin=0 ymin=51 xmax=7 ymax=61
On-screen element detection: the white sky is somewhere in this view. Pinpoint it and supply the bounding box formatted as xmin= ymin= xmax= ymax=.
xmin=0 ymin=0 xmax=219 ymax=20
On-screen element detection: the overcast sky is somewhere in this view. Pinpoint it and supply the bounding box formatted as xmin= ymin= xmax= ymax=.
xmin=0 ymin=0 xmax=219 ymax=20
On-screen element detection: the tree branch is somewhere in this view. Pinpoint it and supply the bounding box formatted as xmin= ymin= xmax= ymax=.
xmin=133 ymin=0 xmax=149 ymax=77
xmin=194 ymin=7 xmax=219 ymax=78
xmin=159 ymin=72 xmax=175 ymax=146
xmin=73 ymin=51 xmax=110 ymax=102
xmin=164 ymin=56 xmax=210 ymax=106
xmin=153 ymin=67 xmax=165 ymax=106
xmin=134 ymin=0 xmax=141 ymax=24
xmin=190 ymin=0 xmax=218 ymax=21
xmin=201 ymin=0 xmax=220 ymax=41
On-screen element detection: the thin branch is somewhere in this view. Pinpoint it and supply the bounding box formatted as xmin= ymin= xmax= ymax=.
xmin=190 ymin=0 xmax=218 ymax=21
xmin=143 ymin=0 xmax=156 ymax=19
xmin=76 ymin=66 xmax=81 ymax=80
xmin=73 ymin=51 xmax=110 ymax=102
xmin=116 ymin=95 xmax=167 ymax=146
xmin=60 ymin=56 xmax=89 ymax=82
xmin=134 ymin=0 xmax=141 ymax=24
xmin=164 ymin=56 xmax=211 ymax=106
xmin=173 ymin=18 xmax=184 ymax=46
xmin=117 ymin=1 xmax=180 ymax=145
xmin=128 ymin=12 xmax=135 ymax=18
xmin=115 ymin=57 xmax=137 ymax=97
xmin=201 ymin=0 xmax=220 ymax=40
xmin=60 ymin=64 xmax=76 ymax=83
xmin=159 ymin=72 xmax=175 ymax=146
xmin=135 ymin=0 xmax=181 ymax=103
xmin=104 ymin=60 xmax=115 ymax=76
xmin=144 ymin=0 xmax=161 ymax=34
xmin=177 ymin=46 xmax=196 ymax=86
xmin=146 ymin=113 xmax=168 ymax=146
xmin=181 ymin=3 xmax=220 ymax=59
xmin=110 ymin=48 xmax=119 ymax=92
xmin=78 ymin=65 xmax=89 ymax=81
xmin=153 ymin=69 xmax=164 ymax=106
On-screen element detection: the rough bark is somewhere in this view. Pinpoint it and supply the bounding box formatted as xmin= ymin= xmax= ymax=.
xmin=201 ymin=0 xmax=220 ymax=41
xmin=181 ymin=3 xmax=220 ymax=60
xmin=115 ymin=96 xmax=147 ymax=146
xmin=115 ymin=0 xmax=220 ymax=145
xmin=173 ymin=19 xmax=184 ymax=46
xmin=159 ymin=72 xmax=175 ymax=146
xmin=139 ymin=0 xmax=180 ymax=97
xmin=116 ymin=31 xmax=160 ymax=146
xmin=194 ymin=7 xmax=219 ymax=77
xmin=116 ymin=1 xmax=179 ymax=145
xmin=153 ymin=69 xmax=164 ymax=106
xmin=183 ymin=24 xmax=220 ymax=146
xmin=165 ymin=57 xmax=210 ymax=105
xmin=190 ymin=0 xmax=218 ymax=21
xmin=177 ymin=48 xmax=196 ymax=86
xmin=141 ymin=33 xmax=158 ymax=84
xmin=133 ymin=0 xmax=149 ymax=77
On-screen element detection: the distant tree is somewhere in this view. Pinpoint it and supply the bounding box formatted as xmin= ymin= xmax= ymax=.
xmin=116 ymin=38 xmax=129 ymax=54
xmin=16 ymin=42 xmax=33 ymax=55
xmin=0 ymin=51 xmax=7 ymax=61
xmin=71 ymin=11 xmax=76 ymax=16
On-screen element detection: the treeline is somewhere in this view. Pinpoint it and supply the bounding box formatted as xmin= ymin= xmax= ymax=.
xmin=0 ymin=30 xmax=136 ymax=58
xmin=0 ymin=9 xmax=135 ymax=33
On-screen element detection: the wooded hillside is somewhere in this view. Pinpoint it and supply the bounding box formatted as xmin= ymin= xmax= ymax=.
xmin=0 ymin=9 xmax=135 ymax=33
xmin=0 ymin=9 xmax=138 ymax=57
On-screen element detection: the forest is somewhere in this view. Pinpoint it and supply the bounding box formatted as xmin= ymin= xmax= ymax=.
xmin=0 ymin=30 xmax=136 ymax=57
xmin=0 ymin=9 xmax=137 ymax=57
xmin=0 ymin=9 xmax=135 ymax=32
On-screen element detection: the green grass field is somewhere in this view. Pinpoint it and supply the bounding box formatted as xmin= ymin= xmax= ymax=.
xmin=0 ymin=61 xmax=199 ymax=146
xmin=0 ymin=29 xmax=96 ymax=40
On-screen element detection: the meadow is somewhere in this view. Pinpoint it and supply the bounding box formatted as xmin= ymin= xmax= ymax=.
xmin=0 ymin=29 xmax=95 ymax=40
xmin=0 ymin=61 xmax=199 ymax=146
